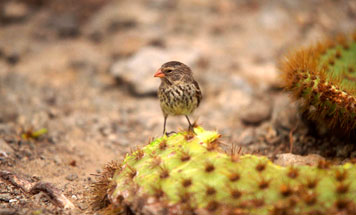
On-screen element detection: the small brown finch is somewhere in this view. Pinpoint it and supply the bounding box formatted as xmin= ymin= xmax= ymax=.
xmin=154 ymin=61 xmax=202 ymax=135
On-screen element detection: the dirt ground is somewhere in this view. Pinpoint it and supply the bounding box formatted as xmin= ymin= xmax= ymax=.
xmin=1 ymin=0 xmax=356 ymax=214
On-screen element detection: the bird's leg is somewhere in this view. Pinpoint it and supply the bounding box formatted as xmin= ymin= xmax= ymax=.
xmin=163 ymin=115 xmax=167 ymax=135
xmin=185 ymin=115 xmax=196 ymax=134
xmin=163 ymin=116 xmax=176 ymax=136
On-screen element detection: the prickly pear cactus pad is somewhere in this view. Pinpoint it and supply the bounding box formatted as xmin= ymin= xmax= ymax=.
xmin=280 ymin=32 xmax=356 ymax=133
xmin=93 ymin=127 xmax=356 ymax=215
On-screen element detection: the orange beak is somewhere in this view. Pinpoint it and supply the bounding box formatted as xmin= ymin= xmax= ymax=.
xmin=154 ymin=69 xmax=165 ymax=78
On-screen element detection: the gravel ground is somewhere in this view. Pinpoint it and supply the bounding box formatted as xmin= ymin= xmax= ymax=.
xmin=1 ymin=0 xmax=356 ymax=214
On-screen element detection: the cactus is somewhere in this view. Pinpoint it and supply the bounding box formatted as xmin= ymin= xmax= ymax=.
xmin=92 ymin=127 xmax=356 ymax=215
xmin=280 ymin=32 xmax=356 ymax=134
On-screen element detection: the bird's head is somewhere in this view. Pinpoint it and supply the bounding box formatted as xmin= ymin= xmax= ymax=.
xmin=154 ymin=61 xmax=193 ymax=84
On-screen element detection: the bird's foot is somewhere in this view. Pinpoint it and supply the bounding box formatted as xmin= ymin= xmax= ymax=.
xmin=165 ymin=131 xmax=176 ymax=137
xmin=184 ymin=126 xmax=196 ymax=141
xmin=187 ymin=125 xmax=197 ymax=135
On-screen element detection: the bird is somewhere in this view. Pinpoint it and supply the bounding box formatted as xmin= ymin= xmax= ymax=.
xmin=154 ymin=61 xmax=202 ymax=135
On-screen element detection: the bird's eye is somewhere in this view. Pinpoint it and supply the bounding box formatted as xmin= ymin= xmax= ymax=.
xmin=165 ymin=69 xmax=173 ymax=73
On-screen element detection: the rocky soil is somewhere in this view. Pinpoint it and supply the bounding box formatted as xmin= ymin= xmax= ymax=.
xmin=0 ymin=0 xmax=356 ymax=214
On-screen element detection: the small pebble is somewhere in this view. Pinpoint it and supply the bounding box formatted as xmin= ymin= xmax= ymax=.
xmin=65 ymin=173 xmax=78 ymax=181
xmin=53 ymin=156 xmax=62 ymax=164
xmin=9 ymin=199 xmax=17 ymax=203
xmin=78 ymin=202 xmax=88 ymax=210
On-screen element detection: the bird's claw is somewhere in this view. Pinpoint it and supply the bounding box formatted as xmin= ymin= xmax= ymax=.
xmin=165 ymin=131 xmax=176 ymax=137
xmin=188 ymin=125 xmax=197 ymax=135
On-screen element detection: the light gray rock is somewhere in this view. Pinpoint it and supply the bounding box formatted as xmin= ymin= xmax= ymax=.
xmin=216 ymin=89 xmax=252 ymax=114
xmin=2 ymin=1 xmax=29 ymax=21
xmin=203 ymin=71 xmax=253 ymax=95
xmin=258 ymin=4 xmax=290 ymax=30
xmin=274 ymin=153 xmax=325 ymax=167
xmin=240 ymin=99 xmax=272 ymax=125
xmin=236 ymin=128 xmax=255 ymax=146
xmin=110 ymin=46 xmax=200 ymax=94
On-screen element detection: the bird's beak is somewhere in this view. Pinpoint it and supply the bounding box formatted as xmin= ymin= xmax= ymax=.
xmin=154 ymin=69 xmax=165 ymax=78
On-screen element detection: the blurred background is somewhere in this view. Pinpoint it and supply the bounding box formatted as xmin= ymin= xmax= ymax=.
xmin=0 ymin=0 xmax=356 ymax=213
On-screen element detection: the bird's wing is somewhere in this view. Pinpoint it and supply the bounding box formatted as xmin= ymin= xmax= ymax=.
xmin=193 ymin=80 xmax=202 ymax=107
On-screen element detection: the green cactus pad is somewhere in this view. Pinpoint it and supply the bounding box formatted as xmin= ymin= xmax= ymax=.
xmin=92 ymin=127 xmax=356 ymax=215
xmin=280 ymin=32 xmax=356 ymax=133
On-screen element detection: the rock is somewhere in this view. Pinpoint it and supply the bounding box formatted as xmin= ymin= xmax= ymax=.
xmin=46 ymin=13 xmax=80 ymax=38
xmin=110 ymin=46 xmax=200 ymax=95
xmin=350 ymin=151 xmax=356 ymax=159
xmin=255 ymin=122 xmax=279 ymax=144
xmin=107 ymin=19 xmax=137 ymax=33
xmin=0 ymin=209 xmax=18 ymax=215
xmin=119 ymin=137 xmax=130 ymax=147
xmin=203 ymin=71 xmax=253 ymax=94
xmin=236 ymin=128 xmax=255 ymax=146
xmin=239 ymin=57 xmax=279 ymax=89
xmin=65 ymin=173 xmax=78 ymax=181
xmin=336 ymin=144 xmax=355 ymax=158
xmin=271 ymin=94 xmax=299 ymax=130
xmin=53 ymin=155 xmax=62 ymax=165
xmin=0 ymin=139 xmax=14 ymax=156
xmin=258 ymin=4 xmax=290 ymax=31
xmin=6 ymin=53 xmax=20 ymax=65
xmin=274 ymin=153 xmax=325 ymax=167
xmin=78 ymin=202 xmax=88 ymax=210
xmin=240 ymin=99 xmax=272 ymax=125
xmin=0 ymin=48 xmax=4 ymax=58
xmin=0 ymin=194 xmax=12 ymax=202
xmin=1 ymin=1 xmax=29 ymax=23
xmin=88 ymin=31 xmax=102 ymax=43
xmin=9 ymin=199 xmax=17 ymax=203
